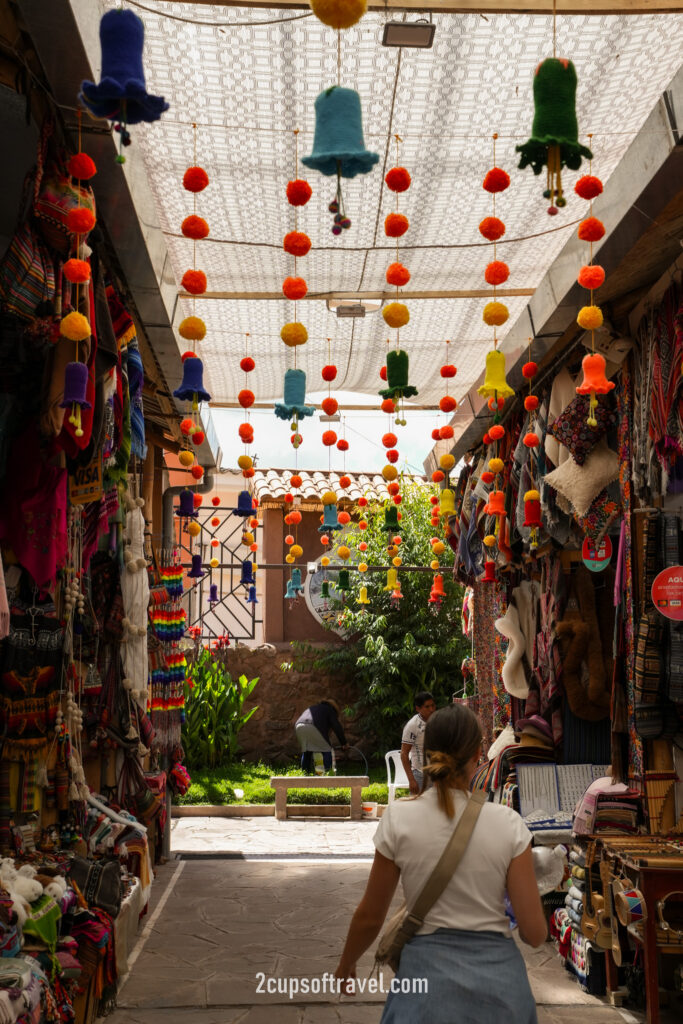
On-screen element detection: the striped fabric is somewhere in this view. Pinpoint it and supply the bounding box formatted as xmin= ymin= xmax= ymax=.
xmin=0 ymin=222 xmax=55 ymax=320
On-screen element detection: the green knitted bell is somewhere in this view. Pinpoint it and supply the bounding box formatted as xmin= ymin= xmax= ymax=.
xmin=383 ymin=505 xmax=400 ymax=532
xmin=379 ymin=349 xmax=418 ymax=402
xmin=337 ymin=569 xmax=351 ymax=591
xmin=516 ymin=58 xmax=592 ymax=211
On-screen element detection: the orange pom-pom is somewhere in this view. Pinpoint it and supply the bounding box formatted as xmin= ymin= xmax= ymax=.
xmin=358 ymin=497 xmax=368 ymax=507
xmin=322 ymin=430 xmax=337 ymax=446
xmin=440 ymin=396 xmax=457 ymax=413
xmin=574 ymin=175 xmax=603 ymax=201
xmin=183 ymin=166 xmax=209 ymax=192
xmin=67 ymin=153 xmax=96 ymax=180
xmin=181 ymin=351 xmax=197 ymax=361
xmin=238 ymin=389 xmax=254 ymax=408
xmin=238 ymin=422 xmax=253 ymax=440
xmin=181 ymin=269 xmax=207 ymax=295
xmin=243 ymin=467 xmax=255 ymax=479
xmin=440 ymin=425 xmax=454 ymax=439
xmin=380 ymin=365 xmax=387 ymax=381
xmin=385 ymin=167 xmax=411 ymax=192
xmin=285 ymin=534 xmax=295 ymax=546
xmin=578 ymin=217 xmax=605 ymax=243
xmin=482 ymin=167 xmax=510 ymax=193
xmin=339 ymin=475 xmax=351 ymax=488
xmin=283 ymin=231 xmax=311 ymax=257
xmin=431 ymin=428 xmax=441 ymax=441
xmin=337 ymin=512 xmax=351 ymax=527
xmin=337 ymin=439 xmax=349 ymax=452
xmin=282 ymin=276 xmax=308 ymax=300
xmin=484 ymin=261 xmax=509 ymax=286
xmin=524 ymin=395 xmax=539 ymax=412
xmin=524 ymin=432 xmax=539 ymax=448
xmin=180 ymin=418 xmax=194 ymax=435
xmin=381 ymin=399 xmax=395 ymax=414
xmin=67 ymin=207 xmax=96 ymax=235
xmin=181 ymin=215 xmax=210 ymax=240
xmin=578 ymin=265 xmax=606 ymax=290
xmin=481 ymin=471 xmax=495 ymax=485
xmin=479 ymin=216 xmax=505 ymax=241
xmin=286 ymin=179 xmax=312 ymax=206
xmin=432 ymin=471 xmax=445 ymax=483
xmin=322 ymin=396 xmax=338 ymax=415
xmin=386 ymin=449 xmax=399 ymax=463
xmin=387 ymin=482 xmax=400 ymax=495
xmin=440 ymin=364 xmax=456 ymax=378
xmin=386 ymin=262 xmax=410 ymax=287
xmin=489 ymin=424 xmax=505 ymax=441
xmin=382 ymin=432 xmax=398 ymax=448
xmin=384 ymin=213 xmax=409 ymax=238
xmin=240 ymin=357 xmax=255 ymax=372
xmin=321 ymin=364 xmax=337 ymax=382
xmin=522 ymin=361 xmax=537 ymax=379
xmin=63 ymin=258 xmax=91 ymax=284
xmin=488 ymin=397 xmax=504 ymax=411
xmin=190 ymin=465 xmax=204 ymax=480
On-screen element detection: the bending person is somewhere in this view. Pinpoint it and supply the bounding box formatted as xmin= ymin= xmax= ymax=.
xmin=295 ymin=698 xmax=347 ymax=774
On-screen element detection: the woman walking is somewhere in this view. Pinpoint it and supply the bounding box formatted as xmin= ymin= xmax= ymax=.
xmin=335 ymin=704 xmax=546 ymax=1022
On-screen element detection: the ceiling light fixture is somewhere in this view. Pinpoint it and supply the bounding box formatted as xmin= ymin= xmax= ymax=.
xmin=326 ymin=298 xmax=382 ymax=318
xmin=382 ymin=17 xmax=435 ymax=49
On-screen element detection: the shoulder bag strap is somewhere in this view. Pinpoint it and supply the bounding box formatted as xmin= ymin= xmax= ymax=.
xmin=407 ymin=789 xmax=487 ymax=926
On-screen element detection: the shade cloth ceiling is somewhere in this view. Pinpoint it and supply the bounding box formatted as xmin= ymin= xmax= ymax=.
xmin=98 ymin=1 xmax=683 ymax=406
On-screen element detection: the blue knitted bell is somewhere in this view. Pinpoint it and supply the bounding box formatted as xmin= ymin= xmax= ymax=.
xmin=175 ymin=489 xmax=197 ymax=519
xmin=209 ymin=584 xmax=219 ymax=605
xmin=233 ymin=490 xmax=253 ymax=517
xmin=79 ymin=9 xmax=169 ymax=125
xmin=302 ymin=87 xmax=379 ymax=179
xmin=187 ymin=554 xmax=205 ymax=579
xmin=291 ymin=568 xmax=304 ymax=593
xmin=274 ymin=369 xmax=316 ymax=421
xmin=246 ymin=585 xmax=258 ymax=605
xmin=319 ymin=504 xmax=342 ymax=533
xmin=173 ymin=357 xmax=211 ymax=405
xmin=285 ymin=580 xmax=298 ymax=600
xmin=240 ymin=560 xmax=255 ymax=586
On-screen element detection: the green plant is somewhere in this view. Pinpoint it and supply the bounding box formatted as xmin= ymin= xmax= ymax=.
xmin=182 ymin=648 xmax=259 ymax=768
xmin=291 ymin=480 xmax=470 ymax=749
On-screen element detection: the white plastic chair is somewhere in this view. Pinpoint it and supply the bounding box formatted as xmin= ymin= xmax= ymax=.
xmin=385 ymin=750 xmax=410 ymax=803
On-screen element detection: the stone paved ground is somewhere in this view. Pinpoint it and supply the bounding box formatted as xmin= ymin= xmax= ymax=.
xmin=99 ymin=817 xmax=681 ymax=1024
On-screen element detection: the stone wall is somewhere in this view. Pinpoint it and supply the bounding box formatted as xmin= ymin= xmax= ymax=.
xmin=223 ymin=643 xmax=363 ymax=764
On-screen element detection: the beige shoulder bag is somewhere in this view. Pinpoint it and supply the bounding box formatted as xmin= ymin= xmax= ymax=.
xmin=374 ymin=790 xmax=487 ymax=973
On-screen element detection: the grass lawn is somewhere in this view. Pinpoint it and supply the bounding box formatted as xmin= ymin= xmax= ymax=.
xmin=175 ymin=761 xmax=408 ymax=806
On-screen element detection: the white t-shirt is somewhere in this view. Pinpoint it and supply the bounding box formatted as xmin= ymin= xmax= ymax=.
xmin=373 ymin=787 xmax=532 ymax=937
xmin=401 ymin=713 xmax=427 ymax=772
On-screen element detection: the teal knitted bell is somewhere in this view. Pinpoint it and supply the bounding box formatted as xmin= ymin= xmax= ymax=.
xmin=274 ymin=369 xmax=316 ymax=421
xmin=319 ymin=504 xmax=342 ymax=533
xmin=302 ymin=87 xmax=379 ymax=179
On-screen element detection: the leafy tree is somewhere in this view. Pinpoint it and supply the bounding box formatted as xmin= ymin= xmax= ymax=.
xmin=292 ymin=480 xmax=470 ymax=754
xmin=182 ymin=647 xmax=259 ymax=768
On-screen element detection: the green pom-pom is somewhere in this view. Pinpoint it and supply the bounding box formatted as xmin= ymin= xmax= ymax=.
xmin=116 ymin=155 xmax=126 ymax=165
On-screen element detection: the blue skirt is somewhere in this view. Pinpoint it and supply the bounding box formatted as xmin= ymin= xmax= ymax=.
xmin=380 ymin=928 xmax=537 ymax=1024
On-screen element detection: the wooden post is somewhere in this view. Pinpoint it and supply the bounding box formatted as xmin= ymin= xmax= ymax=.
xmin=275 ymin=785 xmax=287 ymax=821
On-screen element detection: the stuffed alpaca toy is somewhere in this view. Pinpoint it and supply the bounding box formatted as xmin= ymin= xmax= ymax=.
xmin=0 ymin=860 xmax=42 ymax=929
xmin=556 ymin=565 xmax=611 ymax=721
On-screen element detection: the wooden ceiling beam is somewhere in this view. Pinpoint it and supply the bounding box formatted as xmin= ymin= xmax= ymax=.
xmin=178 ymin=288 xmax=535 ymax=300
xmin=175 ymin=1 xmax=683 ymax=15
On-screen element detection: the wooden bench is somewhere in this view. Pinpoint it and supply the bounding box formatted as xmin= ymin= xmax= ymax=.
xmin=270 ymin=776 xmax=369 ymax=821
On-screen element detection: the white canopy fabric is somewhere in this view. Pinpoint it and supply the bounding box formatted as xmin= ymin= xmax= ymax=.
xmin=99 ymin=2 xmax=683 ymax=406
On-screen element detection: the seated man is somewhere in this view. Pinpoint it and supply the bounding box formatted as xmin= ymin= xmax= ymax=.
xmin=295 ymin=698 xmax=347 ymax=774
xmin=400 ymin=691 xmax=436 ymax=794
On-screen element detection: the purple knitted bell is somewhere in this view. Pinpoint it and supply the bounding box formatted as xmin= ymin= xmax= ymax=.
xmin=187 ymin=554 xmax=205 ymax=579
xmin=175 ymin=488 xmax=197 ymax=519
xmin=209 ymin=584 xmax=219 ymax=604
xmin=60 ymin=362 xmax=91 ymax=410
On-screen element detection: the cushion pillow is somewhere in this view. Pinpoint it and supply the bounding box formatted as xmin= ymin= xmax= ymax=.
xmin=543 ymin=439 xmax=619 ymax=518
xmin=547 ymin=394 xmax=614 ymax=465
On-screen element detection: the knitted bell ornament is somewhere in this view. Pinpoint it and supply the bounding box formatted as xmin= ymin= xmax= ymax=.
xmin=516 ymin=58 xmax=592 ymax=213
xmin=274 ymin=368 xmax=316 ymax=421
xmin=173 ymin=357 xmax=211 ymax=407
xmin=302 ymin=87 xmax=379 ymax=179
xmin=379 ymin=350 xmax=418 ymax=401
xmin=79 ymin=9 xmax=169 ymax=125
xmin=60 ymin=362 xmax=91 ymax=438
xmin=477 ymin=349 xmax=514 ymax=401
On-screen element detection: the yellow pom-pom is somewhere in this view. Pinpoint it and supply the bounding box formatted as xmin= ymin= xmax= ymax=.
xmin=432 ymin=540 xmax=446 ymax=555
xmin=489 ymin=457 xmax=504 ymax=474
xmin=179 ymin=316 xmax=206 ymax=341
xmin=483 ymin=534 xmax=497 ymax=548
xmin=577 ymin=305 xmax=603 ymax=331
xmin=242 ymin=531 xmax=254 ymax=546
xmin=392 ymin=556 xmax=402 ymax=567
xmin=210 ymin=558 xmax=219 ymax=568
xmin=322 ymin=490 xmax=337 ymax=505
xmin=285 ymin=553 xmax=295 ymax=564
xmin=524 ymin=489 xmax=540 ymax=502
xmin=382 ymin=464 xmax=398 ymax=481
xmin=430 ymin=559 xmax=440 ymax=570
xmin=60 ymin=311 xmax=91 ymax=342
xmin=482 ymin=301 xmax=509 ymax=327
xmin=237 ymin=455 xmax=253 ymax=470
xmin=309 ymin=0 xmax=367 ymax=30
xmin=382 ymin=302 xmax=409 ymax=329
xmin=178 ymin=450 xmax=194 ymax=467
xmin=337 ymin=545 xmax=350 ymax=561
xmin=321 ymin=556 xmax=330 ymax=567
xmin=358 ymin=563 xmax=368 ymax=573
xmin=187 ymin=521 xmax=201 ymax=537
xmin=290 ymin=544 xmax=303 ymax=558
xmin=280 ymin=322 xmax=308 ymax=347
xmin=439 ymin=453 xmax=456 ymax=472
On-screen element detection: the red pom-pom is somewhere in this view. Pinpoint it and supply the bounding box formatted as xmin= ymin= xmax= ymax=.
xmin=577 ymin=265 xmax=606 ymax=290
xmin=488 ymin=397 xmax=504 ymax=411
xmin=394 ymin=495 xmax=402 ymax=505
xmin=384 ymin=213 xmax=409 ymax=238
xmin=285 ymin=533 xmax=295 ymax=546
xmin=67 ymin=207 xmax=96 ymax=235
xmin=574 ymin=175 xmax=603 ymax=201
xmin=489 ymin=424 xmax=505 ymax=441
xmin=385 ymin=167 xmax=411 ymax=193
xmin=290 ymin=474 xmax=302 ymax=488
xmin=440 ymin=364 xmax=456 ymax=378
xmin=523 ymin=432 xmax=539 ymax=448
xmin=440 ymin=425 xmax=454 ymax=439
xmin=283 ymin=231 xmax=311 ymax=257
xmin=244 ymin=468 xmax=255 ymax=479
xmin=339 ymin=475 xmax=351 ymax=488
xmin=181 ymin=270 xmax=207 ymax=295
xmin=524 ymin=395 xmax=539 ymax=412
xmin=238 ymin=389 xmax=255 ymax=408
xmin=386 ymin=262 xmax=410 ymax=287
xmin=183 ymin=166 xmax=209 ymax=192
xmin=381 ymin=399 xmax=395 ymax=414
xmin=432 ymin=471 xmax=445 ymax=483
xmin=321 ymin=364 xmax=337 ymax=382
xmin=484 ymin=261 xmax=509 ymax=286
xmin=479 ymin=216 xmax=505 ymax=241
xmin=522 ymin=361 xmax=537 ymax=379
xmin=382 ymin=432 xmax=398 ymax=448
xmin=282 ymin=276 xmax=307 ymax=300
xmin=181 ymin=215 xmax=209 ymax=240
xmin=68 ymin=153 xmax=97 ymax=180
xmin=482 ymin=167 xmax=510 ymax=194
xmin=212 ymin=496 xmax=221 ymax=506
xmin=238 ymin=422 xmax=253 ymax=440
xmin=387 ymin=482 xmax=400 ymax=496
xmin=286 ymin=179 xmax=312 ymax=206
xmin=193 ymin=493 xmax=203 ymax=508
xmin=380 ymin=365 xmax=387 ymax=381
xmin=190 ymin=465 xmax=204 ymax=480
xmin=191 ymin=430 xmax=205 ymax=445
xmin=429 ymin=496 xmax=439 ymax=506
xmin=440 ymin=396 xmax=457 ymax=413
xmin=481 ymin=471 xmax=495 ymax=484
xmin=337 ymin=439 xmax=349 ymax=452
xmin=240 ymin=356 xmax=255 ymax=372
xmin=386 ymin=449 xmax=399 ymax=463
xmin=284 ymin=495 xmax=295 ymax=507
xmin=322 ymin=396 xmax=338 ymax=415
xmin=358 ymin=497 xmax=368 ymax=507
xmin=483 ymin=432 xmax=492 ymax=445
xmin=180 ymin=418 xmax=194 ymax=435
xmin=63 ymin=258 xmax=91 ymax=284
xmin=431 ymin=428 xmax=441 ymax=441
xmin=322 ymin=430 xmax=337 ymax=446
xmin=181 ymin=351 xmax=197 ymax=361
xmin=578 ymin=217 xmax=605 ymax=243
